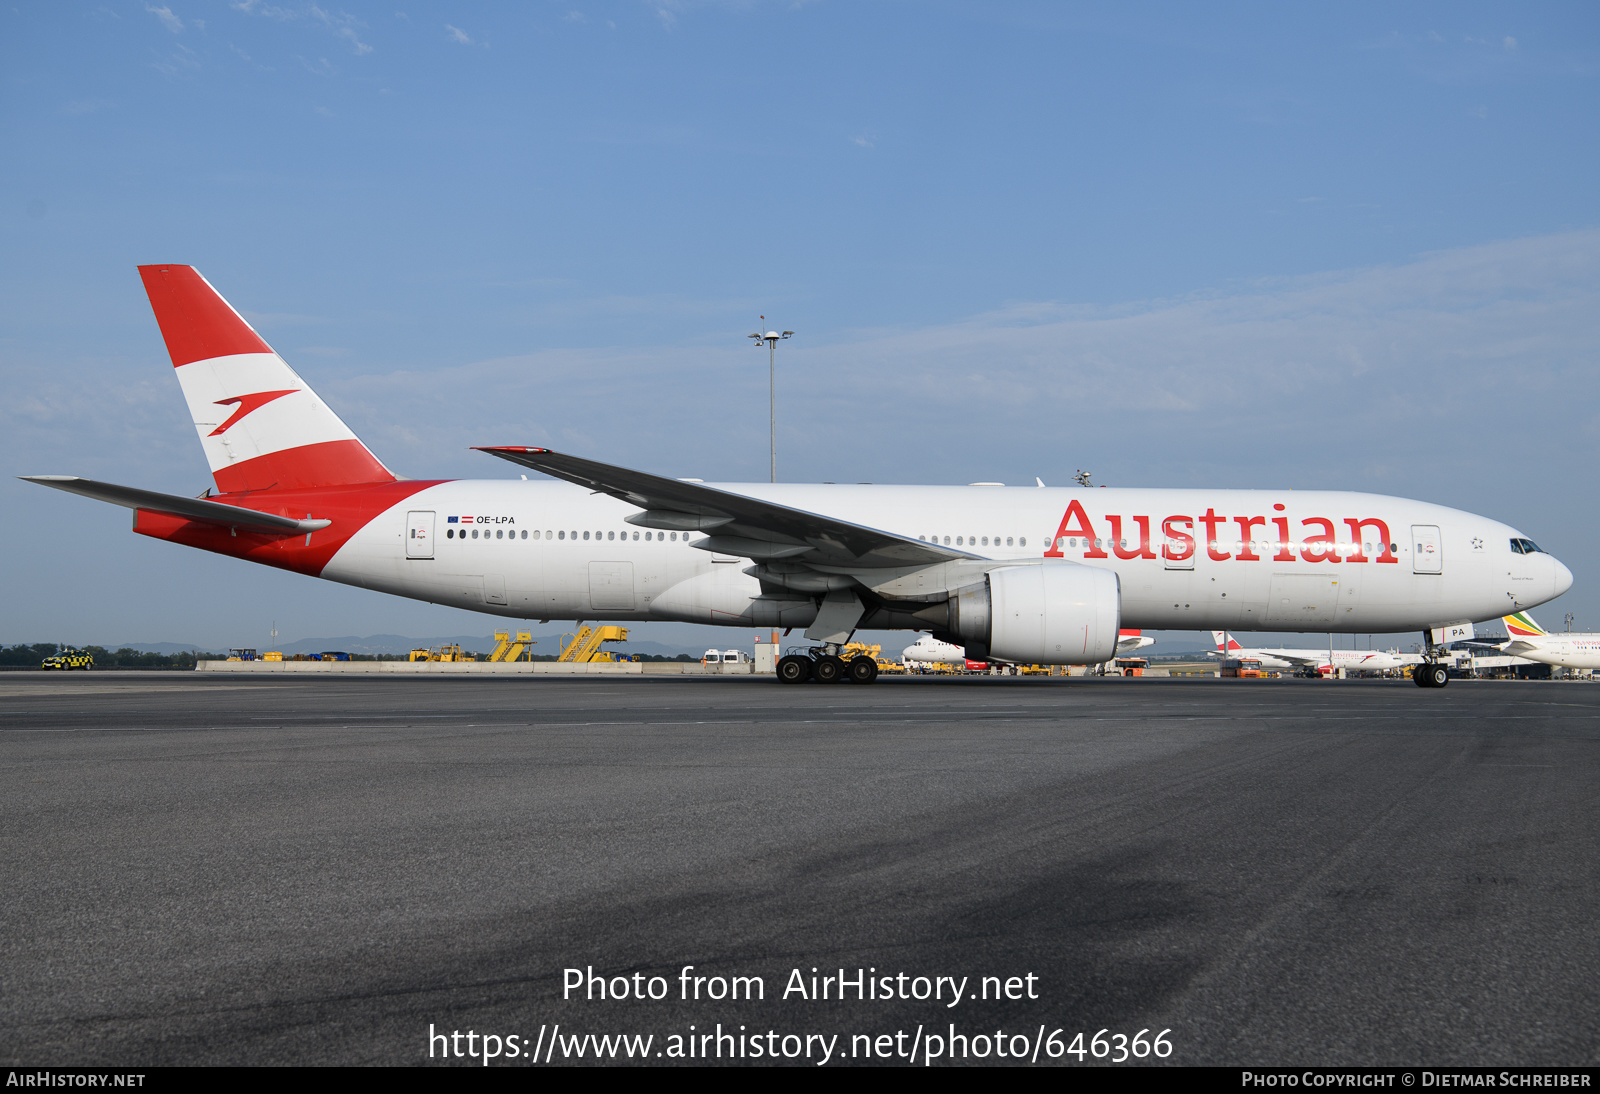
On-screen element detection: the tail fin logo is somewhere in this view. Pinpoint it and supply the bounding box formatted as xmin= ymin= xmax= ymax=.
xmin=1503 ymin=611 xmax=1546 ymax=638
xmin=208 ymin=389 xmax=298 ymax=437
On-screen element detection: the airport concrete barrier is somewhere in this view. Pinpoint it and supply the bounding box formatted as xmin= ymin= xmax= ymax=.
xmin=195 ymin=660 xmax=757 ymax=675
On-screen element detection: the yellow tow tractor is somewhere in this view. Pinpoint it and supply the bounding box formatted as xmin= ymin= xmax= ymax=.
xmin=408 ymin=645 xmax=475 ymax=662
xmin=41 ymin=648 xmax=94 ymax=671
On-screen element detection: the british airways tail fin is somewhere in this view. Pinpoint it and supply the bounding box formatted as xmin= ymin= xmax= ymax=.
xmin=138 ymin=265 xmax=394 ymax=494
xmin=1502 ymin=612 xmax=1547 ymax=638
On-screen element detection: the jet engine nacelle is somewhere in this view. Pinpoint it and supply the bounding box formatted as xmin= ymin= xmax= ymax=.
xmin=948 ymin=562 xmax=1121 ymax=665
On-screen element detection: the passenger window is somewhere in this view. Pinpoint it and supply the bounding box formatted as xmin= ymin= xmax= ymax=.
xmin=608 ymin=531 xmax=615 ymax=541
xmin=645 ymin=532 xmax=652 ymax=541
xmin=495 ymin=529 xmax=502 ymax=539
xmin=558 ymin=531 xmax=565 ymax=540
xmin=956 ymin=536 xmax=963 ymax=546
xmin=446 ymin=529 xmax=454 ymax=539
xmin=943 ymin=536 xmax=950 ymax=545
xmin=1019 ymin=537 xmax=1025 ymax=547
xmin=472 ymin=529 xmax=479 ymax=539
xmin=671 ymin=532 xmax=678 ymax=541
xmin=1007 ymin=537 xmax=1013 ymax=546
xmin=521 ymin=530 xmax=527 ymax=539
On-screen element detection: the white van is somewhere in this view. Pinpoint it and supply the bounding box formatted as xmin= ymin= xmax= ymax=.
xmin=702 ymin=649 xmax=724 ymax=664
xmin=722 ymin=649 xmax=750 ymax=665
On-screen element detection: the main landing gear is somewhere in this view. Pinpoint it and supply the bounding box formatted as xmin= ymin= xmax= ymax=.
xmin=775 ymin=646 xmax=879 ymax=685
xmin=1412 ymin=663 xmax=1451 ymax=689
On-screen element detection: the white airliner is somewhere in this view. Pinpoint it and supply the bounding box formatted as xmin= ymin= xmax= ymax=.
xmin=1498 ymin=612 xmax=1600 ymax=670
xmin=23 ymin=266 xmax=1573 ymax=687
xmin=1208 ymin=632 xmax=1418 ymax=674
xmin=903 ymin=629 xmax=1153 ymax=667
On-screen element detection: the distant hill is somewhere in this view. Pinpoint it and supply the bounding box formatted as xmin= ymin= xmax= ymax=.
xmin=99 ymin=633 xmax=712 ymax=658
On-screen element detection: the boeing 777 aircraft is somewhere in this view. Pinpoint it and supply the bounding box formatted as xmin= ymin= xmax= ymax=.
xmin=23 ymin=266 xmax=1574 ymax=687
xmin=1497 ymin=612 xmax=1600 ymax=670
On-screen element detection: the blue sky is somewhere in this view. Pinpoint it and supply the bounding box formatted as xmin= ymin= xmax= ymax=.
xmin=3 ymin=1 xmax=1598 ymax=652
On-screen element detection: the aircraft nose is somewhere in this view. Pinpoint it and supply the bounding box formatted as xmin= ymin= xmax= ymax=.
xmin=1553 ymin=556 xmax=1574 ymax=598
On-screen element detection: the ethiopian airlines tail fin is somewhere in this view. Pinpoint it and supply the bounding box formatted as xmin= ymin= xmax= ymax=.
xmin=1210 ymin=631 xmax=1244 ymax=653
xmin=138 ymin=265 xmax=394 ymax=494
xmin=1502 ymin=612 xmax=1547 ymax=638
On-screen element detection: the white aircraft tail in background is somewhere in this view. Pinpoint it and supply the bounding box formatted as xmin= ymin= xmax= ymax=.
xmin=1500 ymin=613 xmax=1600 ymax=670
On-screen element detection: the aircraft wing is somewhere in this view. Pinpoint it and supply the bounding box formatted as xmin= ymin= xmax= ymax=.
xmin=1501 ymin=639 xmax=1543 ymax=655
xmin=21 ymin=476 xmax=332 ymax=535
xmin=475 ymin=446 xmax=972 ymax=569
xmin=1261 ymin=649 xmax=1320 ymax=666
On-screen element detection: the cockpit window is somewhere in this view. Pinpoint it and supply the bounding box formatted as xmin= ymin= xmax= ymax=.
xmin=1509 ymin=538 xmax=1544 ymax=555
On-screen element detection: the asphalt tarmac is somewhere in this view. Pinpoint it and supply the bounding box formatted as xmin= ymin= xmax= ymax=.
xmin=2 ymin=672 xmax=1596 ymax=1067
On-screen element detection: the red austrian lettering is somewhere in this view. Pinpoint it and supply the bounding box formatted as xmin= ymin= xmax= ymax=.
xmin=1345 ymin=517 xmax=1398 ymax=563
xmin=1234 ymin=516 xmax=1266 ymax=561
xmin=1271 ymin=504 xmax=1295 ymax=561
xmin=1107 ymin=515 xmax=1158 ymax=560
xmin=1300 ymin=517 xmax=1339 ymax=563
xmin=1046 ymin=499 xmax=1106 ymax=558
xmin=1200 ymin=508 xmax=1230 ymax=561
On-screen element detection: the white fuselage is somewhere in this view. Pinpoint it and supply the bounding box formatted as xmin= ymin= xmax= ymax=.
xmin=902 ymin=635 xmax=970 ymax=665
xmin=1216 ymin=646 xmax=1415 ymax=671
xmin=1503 ymin=635 xmax=1600 ymax=670
xmin=324 ymin=481 xmax=1570 ymax=635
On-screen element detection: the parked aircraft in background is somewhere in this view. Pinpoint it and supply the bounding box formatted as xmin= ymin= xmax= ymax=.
xmin=903 ymin=629 xmax=1154 ymax=668
xmin=1208 ymin=632 xmax=1418 ymax=674
xmin=23 ymin=266 xmax=1573 ymax=687
xmin=902 ymin=634 xmax=969 ymax=666
xmin=1498 ymin=612 xmax=1600 ymax=670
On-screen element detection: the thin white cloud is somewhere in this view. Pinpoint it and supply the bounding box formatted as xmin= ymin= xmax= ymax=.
xmin=61 ymin=98 xmax=115 ymax=115
xmin=231 ymin=1 xmax=373 ymax=54
xmin=146 ymin=4 xmax=183 ymax=33
xmin=445 ymin=24 xmax=472 ymax=44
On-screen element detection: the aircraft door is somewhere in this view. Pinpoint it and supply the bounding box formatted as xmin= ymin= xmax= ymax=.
xmin=1412 ymin=525 xmax=1442 ymax=574
xmin=589 ymin=562 xmax=636 ymax=610
xmin=406 ymin=511 xmax=435 ymax=558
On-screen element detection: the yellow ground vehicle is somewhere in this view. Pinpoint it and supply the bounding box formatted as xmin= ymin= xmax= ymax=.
xmin=408 ymin=645 xmax=475 ymax=662
xmin=41 ymin=649 xmax=94 ymax=670
xmin=558 ymin=626 xmax=629 ymax=662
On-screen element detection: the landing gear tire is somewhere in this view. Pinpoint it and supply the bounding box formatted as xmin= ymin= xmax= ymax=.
xmin=848 ymin=656 xmax=879 ymax=684
xmin=813 ymin=656 xmax=845 ymax=684
xmin=1414 ymin=664 xmax=1450 ymax=688
xmin=776 ymin=655 xmax=812 ymax=685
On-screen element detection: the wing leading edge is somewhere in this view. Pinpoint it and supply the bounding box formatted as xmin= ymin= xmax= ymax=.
xmin=473 ymin=446 xmax=972 ymax=569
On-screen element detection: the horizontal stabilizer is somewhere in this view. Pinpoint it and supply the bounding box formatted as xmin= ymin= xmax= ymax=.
xmin=20 ymin=476 xmax=331 ymax=535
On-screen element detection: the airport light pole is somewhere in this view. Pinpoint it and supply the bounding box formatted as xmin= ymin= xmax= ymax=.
xmin=748 ymin=320 xmax=792 ymax=482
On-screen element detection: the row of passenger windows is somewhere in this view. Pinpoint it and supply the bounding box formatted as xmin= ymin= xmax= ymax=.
xmin=920 ymin=535 xmax=1027 ymax=547
xmin=445 ymin=527 xmax=690 ymax=542
xmin=1053 ymin=537 xmax=1399 ymax=554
